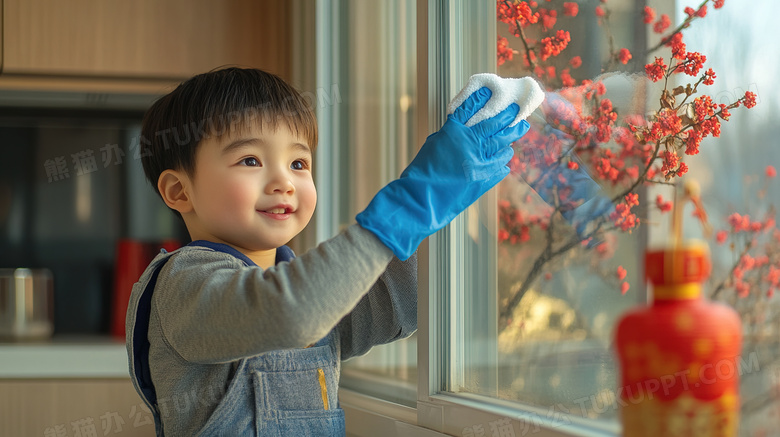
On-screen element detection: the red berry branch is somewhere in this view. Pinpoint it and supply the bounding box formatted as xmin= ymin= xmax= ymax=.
xmin=495 ymin=0 xmax=757 ymax=323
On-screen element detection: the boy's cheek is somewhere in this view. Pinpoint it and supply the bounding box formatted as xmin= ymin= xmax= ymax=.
xmin=309 ymin=183 xmax=318 ymax=205
xmin=213 ymin=186 xmax=257 ymax=218
xmin=301 ymin=183 xmax=317 ymax=210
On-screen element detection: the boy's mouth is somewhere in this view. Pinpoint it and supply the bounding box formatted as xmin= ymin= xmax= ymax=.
xmin=258 ymin=205 xmax=294 ymax=216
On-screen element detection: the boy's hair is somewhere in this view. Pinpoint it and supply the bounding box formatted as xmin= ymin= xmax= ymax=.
xmin=140 ymin=67 xmax=318 ymax=200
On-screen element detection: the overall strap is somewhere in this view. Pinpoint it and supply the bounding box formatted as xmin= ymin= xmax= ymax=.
xmin=131 ymin=257 xmax=170 ymax=414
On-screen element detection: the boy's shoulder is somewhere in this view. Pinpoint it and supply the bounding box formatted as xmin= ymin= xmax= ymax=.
xmin=128 ymin=243 xmax=251 ymax=318
xmin=138 ymin=241 xmax=295 ymax=299
xmin=156 ymin=242 xmax=251 ymax=277
xmin=135 ymin=243 xmax=248 ymax=292
xmin=170 ymin=241 xmax=256 ymax=267
xmin=152 ymin=241 xmax=295 ymax=273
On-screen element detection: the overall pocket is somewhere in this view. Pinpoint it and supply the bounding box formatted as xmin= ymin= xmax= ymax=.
xmin=252 ymin=354 xmax=344 ymax=436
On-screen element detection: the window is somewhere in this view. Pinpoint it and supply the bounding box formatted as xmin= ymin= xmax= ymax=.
xmin=304 ymin=0 xmax=419 ymax=408
xmin=304 ymin=0 xmax=779 ymax=436
xmin=418 ymin=1 xmax=637 ymax=434
xmin=425 ymin=1 xmax=778 ymax=435
xmin=670 ymin=2 xmax=779 ymax=434
xmin=448 ymin=0 xmax=648 ymax=421
xmin=336 ymin=0 xmax=419 ymax=406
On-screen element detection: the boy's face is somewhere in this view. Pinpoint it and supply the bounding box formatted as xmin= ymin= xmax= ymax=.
xmin=182 ymin=123 xmax=316 ymax=263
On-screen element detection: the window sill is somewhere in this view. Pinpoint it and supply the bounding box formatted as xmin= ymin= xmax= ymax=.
xmin=419 ymin=393 xmax=620 ymax=437
xmin=341 ymin=365 xmax=417 ymax=408
xmin=341 ymin=388 xmax=449 ymax=437
xmin=340 ymin=387 xmax=621 ymax=437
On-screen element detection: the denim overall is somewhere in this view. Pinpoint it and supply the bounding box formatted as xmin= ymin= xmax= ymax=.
xmin=127 ymin=241 xmax=346 ymax=436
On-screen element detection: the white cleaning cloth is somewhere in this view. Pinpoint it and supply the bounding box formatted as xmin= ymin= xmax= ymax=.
xmin=447 ymin=73 xmax=545 ymax=128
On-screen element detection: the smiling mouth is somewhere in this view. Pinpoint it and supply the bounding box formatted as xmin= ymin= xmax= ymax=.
xmin=258 ymin=206 xmax=294 ymax=218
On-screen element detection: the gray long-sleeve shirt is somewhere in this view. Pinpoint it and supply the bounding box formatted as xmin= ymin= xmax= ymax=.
xmin=129 ymin=224 xmax=417 ymax=434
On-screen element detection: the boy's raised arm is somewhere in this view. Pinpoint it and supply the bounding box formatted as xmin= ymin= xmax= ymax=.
xmin=336 ymin=253 xmax=418 ymax=361
xmin=152 ymin=224 xmax=395 ymax=364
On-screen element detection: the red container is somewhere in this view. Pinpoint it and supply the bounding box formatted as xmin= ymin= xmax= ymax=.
xmin=111 ymin=239 xmax=180 ymax=339
xmin=615 ymin=242 xmax=742 ymax=436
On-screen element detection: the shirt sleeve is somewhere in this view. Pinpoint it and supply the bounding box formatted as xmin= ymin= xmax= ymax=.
xmin=336 ymin=252 xmax=418 ymax=361
xmin=150 ymin=224 xmax=394 ymax=364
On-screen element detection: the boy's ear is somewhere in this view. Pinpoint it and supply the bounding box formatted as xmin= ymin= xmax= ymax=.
xmin=158 ymin=170 xmax=193 ymax=214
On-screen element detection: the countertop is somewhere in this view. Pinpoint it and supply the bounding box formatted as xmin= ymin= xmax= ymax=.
xmin=0 ymin=335 xmax=130 ymax=379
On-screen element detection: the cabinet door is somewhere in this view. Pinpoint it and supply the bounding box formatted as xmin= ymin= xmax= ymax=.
xmin=2 ymin=0 xmax=291 ymax=80
xmin=0 ymin=379 xmax=155 ymax=436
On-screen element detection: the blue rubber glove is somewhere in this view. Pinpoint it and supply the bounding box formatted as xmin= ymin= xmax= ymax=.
xmin=357 ymin=87 xmax=531 ymax=260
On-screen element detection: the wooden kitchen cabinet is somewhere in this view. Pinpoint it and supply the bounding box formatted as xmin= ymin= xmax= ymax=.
xmin=0 ymin=0 xmax=292 ymax=92
xmin=0 ymin=379 xmax=155 ymax=437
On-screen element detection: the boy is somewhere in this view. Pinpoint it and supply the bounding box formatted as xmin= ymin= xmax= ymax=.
xmin=126 ymin=67 xmax=529 ymax=436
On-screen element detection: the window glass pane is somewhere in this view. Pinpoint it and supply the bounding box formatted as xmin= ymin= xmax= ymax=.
xmin=672 ymin=1 xmax=780 ymax=434
xmin=447 ymin=1 xmax=777 ymax=434
xmin=338 ymin=0 xmax=418 ymax=407
xmin=452 ymin=0 xmax=649 ymax=422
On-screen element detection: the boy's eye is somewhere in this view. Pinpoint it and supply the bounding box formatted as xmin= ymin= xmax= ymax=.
xmin=241 ymin=157 xmax=260 ymax=167
xmin=291 ymin=160 xmax=308 ymax=170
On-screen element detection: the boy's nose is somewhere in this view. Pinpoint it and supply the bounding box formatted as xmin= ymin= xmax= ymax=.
xmin=265 ymin=170 xmax=295 ymax=195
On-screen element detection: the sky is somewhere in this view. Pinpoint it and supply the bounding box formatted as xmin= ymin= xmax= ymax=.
xmin=672 ymin=0 xmax=779 ymax=240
